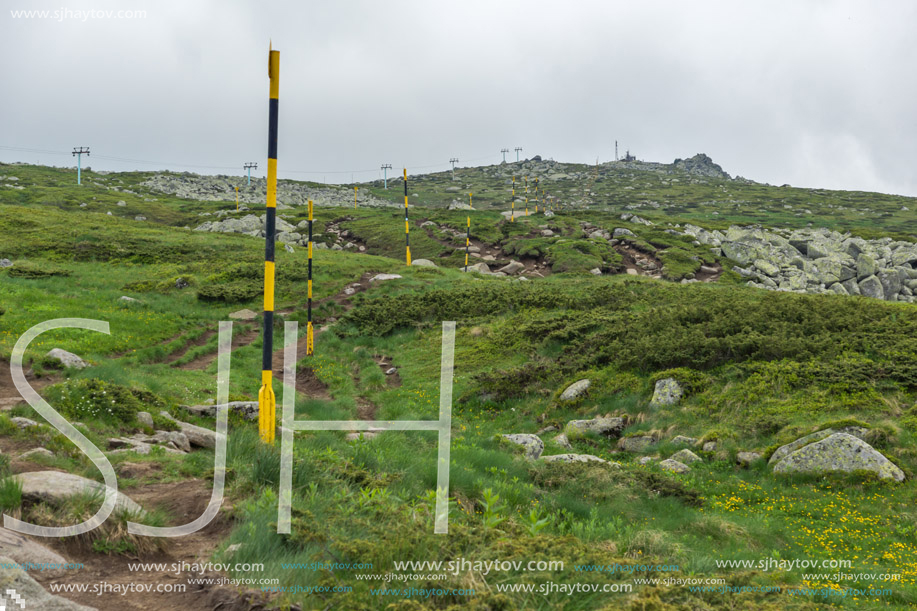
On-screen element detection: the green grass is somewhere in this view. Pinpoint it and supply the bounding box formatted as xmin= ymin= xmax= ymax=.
xmin=3 ymin=161 xmax=917 ymax=609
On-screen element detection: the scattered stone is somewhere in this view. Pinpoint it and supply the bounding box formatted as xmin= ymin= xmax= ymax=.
xmin=45 ymin=348 xmax=89 ymax=369
xmin=637 ymin=456 xmax=657 ymax=465
xmin=670 ymin=435 xmax=697 ymax=447
xmin=183 ymin=401 xmax=258 ymax=421
xmin=370 ymin=274 xmax=402 ymax=282
xmin=345 ymin=428 xmax=384 ymax=442
xmin=411 ymin=259 xmax=437 ymax=267
xmin=768 ymin=429 xmax=837 ymax=465
xmin=118 ymin=296 xmax=140 ymax=304
xmin=228 ymin=308 xmax=258 ymax=321
xmin=566 ymin=416 xmax=625 ymax=438
xmin=116 ymin=200 xmax=126 ymax=206
xmin=0 ymin=258 xmax=11 ymax=268
xmin=136 ymin=411 xmax=154 ymax=428
xmin=11 ymin=417 xmax=39 ymax=429
xmin=498 ymin=260 xmax=525 ymax=275
xmin=736 ymin=451 xmax=762 ymax=466
xmin=542 ymin=453 xmax=615 ymax=465
xmin=670 ymin=449 xmax=702 ymax=464
xmin=658 ymin=459 xmax=691 ymax=474
xmin=650 ymin=378 xmax=683 ymax=406
xmin=19 ymin=447 xmax=54 ymax=460
xmin=159 ymin=411 xmax=216 ymax=449
xmin=617 ymin=435 xmax=656 ymax=453
xmin=559 ymin=379 xmax=590 ymax=401
xmin=702 ymin=441 xmax=717 ymax=452
xmin=589 ymin=268 xmax=602 ymax=275
xmin=613 ymin=228 xmax=636 ymax=238
xmin=501 ymin=434 xmax=544 ymax=460
xmin=772 ymin=433 xmax=904 ymax=481
xmin=385 ymin=367 xmax=397 ymax=376
xmin=463 ymin=262 xmax=492 ymax=274
xmin=551 ymin=433 xmax=573 ymax=450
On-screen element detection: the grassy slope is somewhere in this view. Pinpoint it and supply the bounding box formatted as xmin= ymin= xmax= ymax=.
xmin=1 ymin=162 xmax=917 ymax=609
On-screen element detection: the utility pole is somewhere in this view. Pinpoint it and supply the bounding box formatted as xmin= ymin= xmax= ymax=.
xmin=72 ymin=147 xmax=89 ymax=185
xmin=244 ymin=162 xmax=258 ymax=186
xmin=500 ymin=148 xmax=509 ymax=163
xmin=514 ymin=147 xmax=522 ymax=162
xmin=258 ymin=45 xmax=279 ymax=445
xmin=381 ymin=163 xmax=392 ymax=189
xmin=450 ymin=158 xmax=459 ymax=181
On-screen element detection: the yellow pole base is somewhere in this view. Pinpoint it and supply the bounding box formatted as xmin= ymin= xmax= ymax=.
xmin=306 ymin=322 xmax=314 ymax=356
xmin=258 ymin=370 xmax=276 ymax=443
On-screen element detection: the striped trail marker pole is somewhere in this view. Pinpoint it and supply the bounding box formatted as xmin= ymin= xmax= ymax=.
xmin=468 ymin=192 xmax=473 ymax=209
xmin=533 ymin=178 xmax=538 ymax=214
xmin=353 ymin=186 xmax=357 ymax=209
xmin=511 ymin=176 xmax=515 ymax=223
xmin=464 ymin=216 xmax=470 ymax=272
xmin=403 ymin=168 xmax=411 ymax=265
xmin=306 ymin=199 xmax=314 ymax=356
xmin=525 ymin=176 xmax=528 ymax=217
xmin=235 ymin=186 xmax=240 ymax=211
xmin=258 ymin=44 xmax=280 ymax=445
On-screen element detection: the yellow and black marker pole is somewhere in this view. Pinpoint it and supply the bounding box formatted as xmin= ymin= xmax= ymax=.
xmin=259 ymin=45 xmax=280 ymax=445
xmin=525 ymin=176 xmax=529 ymax=217
xmin=511 ymin=176 xmax=515 ymax=223
xmin=354 ymin=186 xmax=357 ymax=209
xmin=533 ymin=178 xmax=538 ymax=214
xmin=464 ymin=216 xmax=470 ymax=272
xmin=403 ymin=168 xmax=411 ymax=265
xmin=468 ymin=192 xmax=473 ymax=209
xmin=306 ymin=199 xmax=314 ymax=356
xmin=235 ymin=186 xmax=240 ymax=211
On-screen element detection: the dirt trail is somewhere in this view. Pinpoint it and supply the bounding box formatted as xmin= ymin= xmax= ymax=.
xmin=0 ymin=358 xmax=58 ymax=412
xmin=178 ymin=324 xmax=260 ymax=371
xmin=163 ymin=329 xmax=217 ymax=365
xmin=29 ymin=478 xmax=273 ymax=611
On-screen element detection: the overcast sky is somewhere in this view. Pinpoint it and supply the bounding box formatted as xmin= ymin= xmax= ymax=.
xmin=2 ymin=0 xmax=916 ymax=196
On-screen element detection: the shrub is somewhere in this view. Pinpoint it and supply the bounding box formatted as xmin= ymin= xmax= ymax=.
xmin=197 ymin=280 xmax=261 ymax=303
xmin=44 ymin=378 xmax=166 ymax=424
xmin=5 ymin=261 xmax=70 ymax=278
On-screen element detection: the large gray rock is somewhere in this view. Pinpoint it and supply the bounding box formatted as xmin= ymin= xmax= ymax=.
xmin=411 ymin=259 xmax=437 ymax=268
xmin=0 ymin=258 xmax=11 ymax=268
xmin=768 ymin=429 xmax=836 ymax=465
xmin=16 ymin=471 xmax=144 ymax=515
xmin=501 ymin=434 xmax=544 ymax=459
xmin=650 ymin=378 xmax=684 ymax=407
xmin=670 ymin=435 xmax=697 ymax=447
xmin=856 ymin=254 xmax=878 ymax=280
xmin=658 ymin=459 xmax=690 ymax=474
xmin=463 ymin=262 xmax=492 ymax=274
xmin=559 ymin=379 xmax=591 ymax=401
xmin=565 ymin=417 xmax=625 ymax=438
xmin=670 ymin=449 xmax=702 ymax=464
xmin=737 ymin=451 xmax=763 ymax=466
xmin=44 ymin=349 xmax=89 ymax=369
xmin=857 ymin=275 xmax=885 ymax=300
xmin=498 ymin=260 xmax=525 ymax=275
xmin=0 ymin=528 xmax=70 ymax=571
xmin=617 ymin=435 xmax=655 ymax=453
xmin=0 ymin=554 xmax=97 ymax=610
xmin=772 ymin=433 xmax=904 ymax=481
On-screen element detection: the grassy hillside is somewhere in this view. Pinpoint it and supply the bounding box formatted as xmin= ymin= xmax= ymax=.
xmin=1 ymin=161 xmax=917 ymax=610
